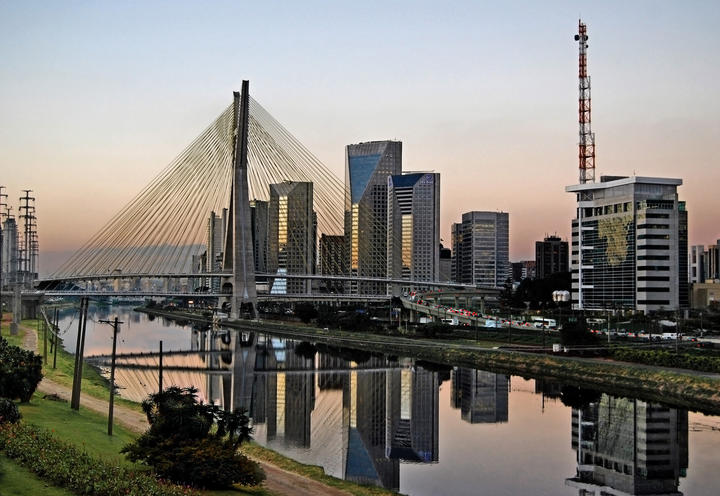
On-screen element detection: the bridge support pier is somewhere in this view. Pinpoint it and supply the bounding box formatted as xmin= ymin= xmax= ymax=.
xmin=224 ymin=81 xmax=258 ymax=320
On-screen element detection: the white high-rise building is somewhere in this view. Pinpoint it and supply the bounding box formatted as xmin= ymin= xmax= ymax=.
xmin=566 ymin=176 xmax=688 ymax=312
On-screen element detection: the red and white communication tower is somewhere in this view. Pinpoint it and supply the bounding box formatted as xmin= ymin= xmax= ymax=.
xmin=574 ymin=19 xmax=595 ymax=183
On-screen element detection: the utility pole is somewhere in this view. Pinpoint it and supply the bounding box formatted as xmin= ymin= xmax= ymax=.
xmin=53 ymin=308 xmax=59 ymax=369
xmin=71 ymin=297 xmax=89 ymax=410
xmin=99 ymin=317 xmax=122 ymax=436
xmin=158 ymin=340 xmax=163 ymax=394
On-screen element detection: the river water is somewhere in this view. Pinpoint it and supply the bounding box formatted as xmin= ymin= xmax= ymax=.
xmin=53 ymin=305 xmax=720 ymax=496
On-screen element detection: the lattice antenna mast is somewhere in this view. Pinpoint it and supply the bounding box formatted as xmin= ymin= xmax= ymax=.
xmin=18 ymin=190 xmax=35 ymax=284
xmin=575 ymin=19 xmax=595 ymax=183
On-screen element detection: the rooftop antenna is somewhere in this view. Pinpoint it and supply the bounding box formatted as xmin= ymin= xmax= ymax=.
xmin=575 ymin=19 xmax=595 ymax=183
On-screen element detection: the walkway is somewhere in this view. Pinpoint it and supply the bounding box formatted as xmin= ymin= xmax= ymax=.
xmin=18 ymin=323 xmax=353 ymax=496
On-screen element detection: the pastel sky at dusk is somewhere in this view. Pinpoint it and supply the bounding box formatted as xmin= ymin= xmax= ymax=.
xmin=1 ymin=0 xmax=719 ymax=276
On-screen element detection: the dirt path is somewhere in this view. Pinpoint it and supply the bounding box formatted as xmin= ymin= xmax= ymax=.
xmin=18 ymin=323 xmax=352 ymax=496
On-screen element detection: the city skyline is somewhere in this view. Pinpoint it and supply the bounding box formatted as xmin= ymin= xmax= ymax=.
xmin=1 ymin=1 xmax=719 ymax=275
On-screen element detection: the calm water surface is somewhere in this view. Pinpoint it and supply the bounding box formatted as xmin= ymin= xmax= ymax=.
xmin=55 ymin=305 xmax=720 ymax=496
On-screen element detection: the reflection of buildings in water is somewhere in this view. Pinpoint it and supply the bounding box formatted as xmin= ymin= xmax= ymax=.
xmin=249 ymin=344 xmax=441 ymax=492
xmin=566 ymin=395 xmax=688 ymax=495
xmin=387 ymin=366 xmax=439 ymax=463
xmin=450 ymin=368 xmax=509 ymax=424
xmin=534 ymin=378 xmax=563 ymax=400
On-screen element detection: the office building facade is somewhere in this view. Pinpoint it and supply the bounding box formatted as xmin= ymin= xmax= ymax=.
xmin=344 ymin=141 xmax=402 ymax=294
xmin=268 ymin=181 xmax=314 ymax=294
xmin=387 ymin=172 xmax=440 ymax=292
xmin=319 ymin=234 xmax=345 ymax=293
xmin=566 ymin=176 xmax=688 ymax=312
xmin=535 ymin=235 xmax=569 ymax=279
xmin=689 ymin=241 xmax=720 ymax=283
xmin=450 ymin=211 xmax=510 ymax=287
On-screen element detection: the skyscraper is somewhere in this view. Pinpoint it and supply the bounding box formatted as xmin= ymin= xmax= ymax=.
xmin=250 ymin=200 xmax=269 ymax=274
xmin=268 ymin=181 xmax=314 ymax=294
xmin=345 ymin=141 xmax=402 ymax=295
xmin=535 ymin=235 xmax=569 ymax=279
xmin=319 ymin=234 xmax=346 ymax=293
xmin=206 ymin=209 xmax=226 ymax=292
xmin=387 ymin=172 xmax=440 ymax=293
xmin=566 ymin=176 xmax=688 ymax=312
xmin=450 ymin=211 xmax=510 ymax=287
xmin=1 ymin=217 xmax=18 ymax=288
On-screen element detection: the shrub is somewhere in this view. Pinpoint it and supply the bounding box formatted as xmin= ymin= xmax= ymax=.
xmin=0 ymin=422 xmax=198 ymax=496
xmin=0 ymin=337 xmax=43 ymax=402
xmin=122 ymin=387 xmax=264 ymax=489
xmin=0 ymin=398 xmax=20 ymax=424
xmin=611 ymin=348 xmax=720 ymax=373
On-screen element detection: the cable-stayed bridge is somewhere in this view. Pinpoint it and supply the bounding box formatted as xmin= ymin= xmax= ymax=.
xmin=33 ymin=81 xmax=488 ymax=315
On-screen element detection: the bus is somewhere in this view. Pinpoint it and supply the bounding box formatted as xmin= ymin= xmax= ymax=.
xmin=531 ymin=316 xmax=557 ymax=329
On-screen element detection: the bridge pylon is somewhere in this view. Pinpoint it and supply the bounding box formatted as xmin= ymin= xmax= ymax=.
xmin=223 ymin=81 xmax=258 ymax=319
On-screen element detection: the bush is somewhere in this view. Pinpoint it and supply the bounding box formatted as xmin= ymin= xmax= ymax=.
xmin=122 ymin=387 xmax=264 ymax=489
xmin=0 ymin=422 xmax=198 ymax=496
xmin=0 ymin=337 xmax=43 ymax=402
xmin=0 ymin=398 xmax=20 ymax=424
xmin=559 ymin=319 xmax=598 ymax=348
xmin=294 ymin=303 xmax=318 ymax=324
xmin=611 ymin=348 xmax=720 ymax=373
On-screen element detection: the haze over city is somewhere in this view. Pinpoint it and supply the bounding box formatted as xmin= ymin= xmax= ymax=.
xmin=1 ymin=0 xmax=718 ymax=276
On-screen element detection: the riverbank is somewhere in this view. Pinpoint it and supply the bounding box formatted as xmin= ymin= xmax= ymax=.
xmin=2 ymin=318 xmax=399 ymax=496
xmin=136 ymin=307 xmax=720 ymax=414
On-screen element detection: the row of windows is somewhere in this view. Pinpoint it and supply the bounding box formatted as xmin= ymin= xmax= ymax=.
xmin=638 ymin=234 xmax=670 ymax=240
xmin=638 ymin=266 xmax=670 ymax=271
xmin=637 ymin=223 xmax=670 ymax=230
xmin=638 ymin=276 xmax=670 ymax=281
xmin=638 ymin=255 xmax=670 ymax=261
xmin=638 ymin=287 xmax=670 ymax=292
xmin=579 ymin=200 xmax=675 ymax=219
xmin=638 ymin=299 xmax=671 ymax=305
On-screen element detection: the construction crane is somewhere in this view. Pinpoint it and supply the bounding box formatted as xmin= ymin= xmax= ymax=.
xmin=575 ymin=19 xmax=595 ymax=184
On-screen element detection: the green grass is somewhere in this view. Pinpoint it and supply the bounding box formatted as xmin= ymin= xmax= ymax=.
xmin=0 ymin=320 xmax=26 ymax=348
xmin=20 ymin=319 xmax=143 ymax=413
xmin=243 ymin=443 xmax=398 ymax=496
xmin=0 ymin=455 xmax=74 ymax=496
xmin=16 ymin=394 xmax=273 ymax=495
xmin=18 ymin=393 xmax=139 ymax=466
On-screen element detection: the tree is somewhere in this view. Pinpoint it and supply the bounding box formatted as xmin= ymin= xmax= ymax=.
xmin=559 ymin=317 xmax=599 ymax=348
xmin=294 ymin=303 xmax=318 ymax=324
xmin=0 ymin=337 xmax=43 ymax=402
xmin=122 ymin=387 xmax=264 ymax=489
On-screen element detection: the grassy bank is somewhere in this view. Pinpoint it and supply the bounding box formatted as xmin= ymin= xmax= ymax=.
xmin=11 ymin=394 xmax=273 ymax=496
xmin=12 ymin=318 xmax=143 ymax=413
xmin=243 ymin=443 xmax=396 ymax=496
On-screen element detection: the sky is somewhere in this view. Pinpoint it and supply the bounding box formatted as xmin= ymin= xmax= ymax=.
xmin=1 ymin=0 xmax=719 ymax=275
